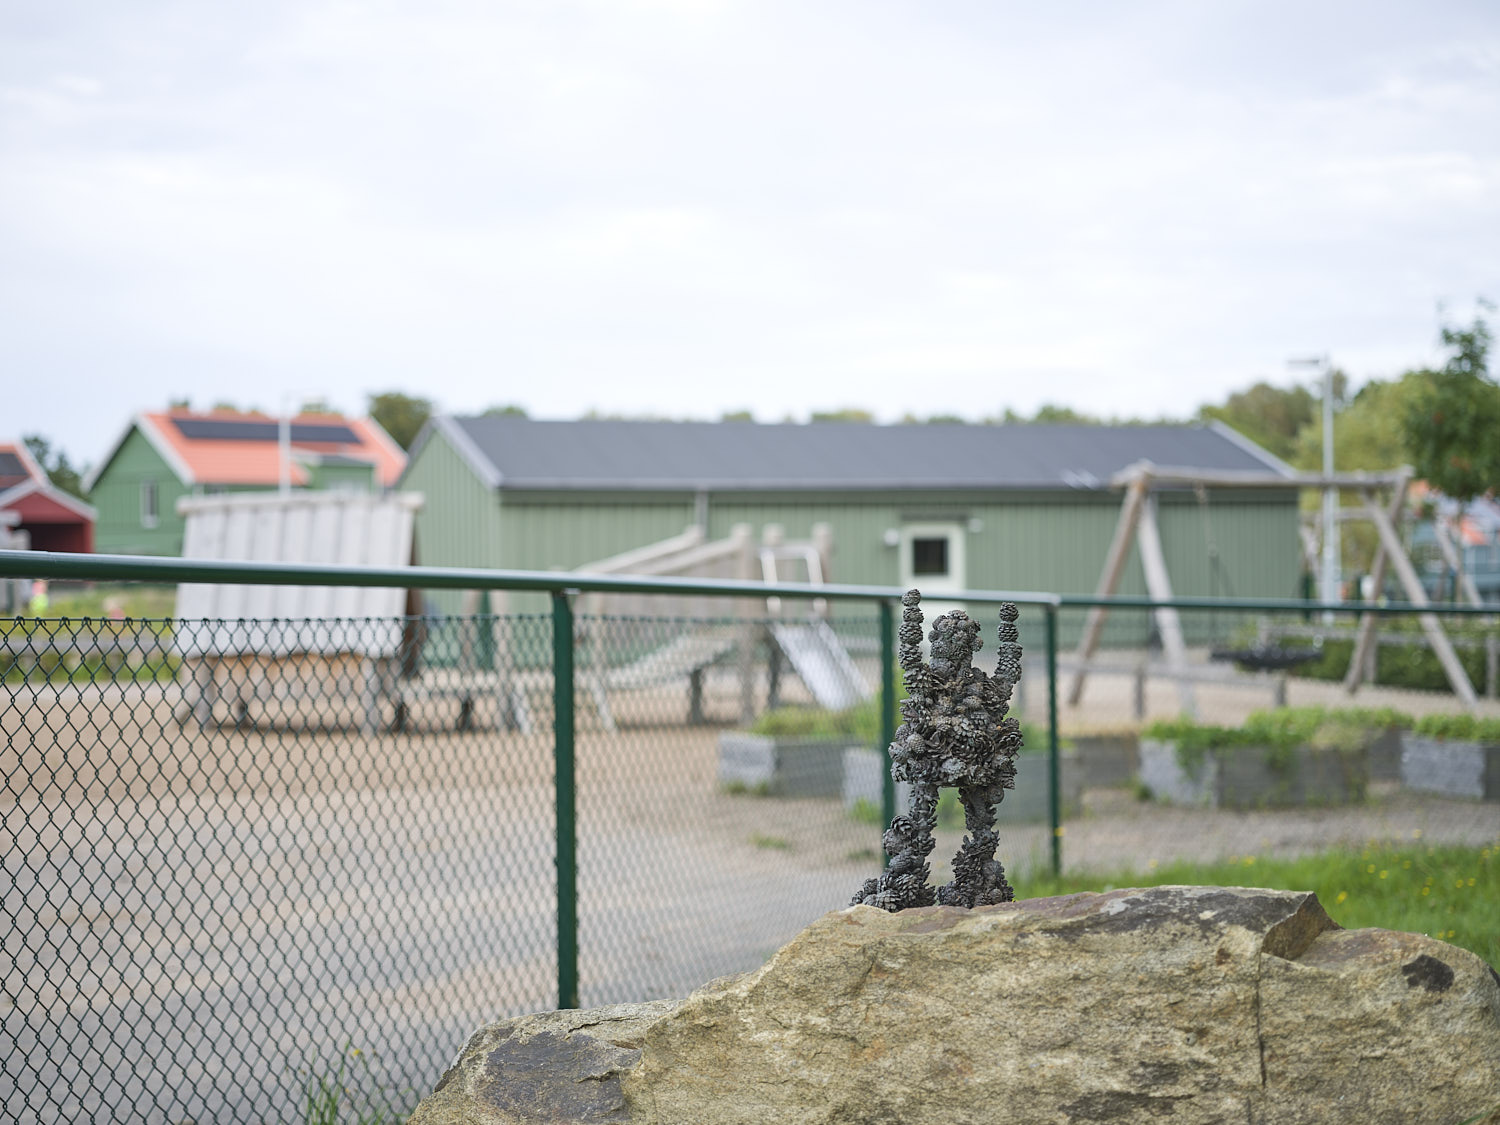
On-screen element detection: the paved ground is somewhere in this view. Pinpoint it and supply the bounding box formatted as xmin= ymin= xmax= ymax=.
xmin=3 ymin=664 xmax=1497 ymax=1123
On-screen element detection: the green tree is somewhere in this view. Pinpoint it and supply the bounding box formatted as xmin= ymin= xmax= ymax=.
xmin=21 ymin=434 xmax=86 ymax=499
xmin=719 ymin=409 xmax=755 ymax=422
xmin=482 ymin=404 xmax=529 ymax=418
xmin=1399 ymin=312 xmax=1499 ymax=500
xmin=809 ymin=408 xmax=875 ymax=423
xmin=1293 ymin=377 xmax=1415 ymax=475
xmin=368 ymin=391 xmax=434 ymax=450
xmin=1198 ymin=381 xmax=1318 ymax=463
xmin=1030 ymin=404 xmax=1100 ymax=425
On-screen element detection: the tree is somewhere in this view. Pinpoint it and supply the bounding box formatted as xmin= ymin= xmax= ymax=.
xmin=482 ymin=404 xmax=529 ymax=418
xmin=1198 ymin=381 xmax=1318 ymax=463
xmin=719 ymin=409 xmax=755 ymax=422
xmin=368 ymin=391 xmax=434 ymax=450
xmin=22 ymin=434 xmax=86 ymax=499
xmin=809 ymin=408 xmax=875 ymax=423
xmin=1029 ymin=404 xmax=1100 ymax=425
xmin=1399 ymin=312 xmax=1499 ymax=501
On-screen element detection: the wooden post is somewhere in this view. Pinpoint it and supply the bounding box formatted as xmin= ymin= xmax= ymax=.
xmin=1364 ymin=496 xmax=1477 ymax=706
xmin=360 ymin=656 xmax=388 ymax=734
xmin=1345 ymin=474 xmax=1409 ymax=694
xmin=733 ymin=523 xmax=758 ymax=725
xmin=1137 ymin=493 xmax=1195 ymax=715
xmin=1432 ymin=517 xmax=1484 ymax=607
xmin=1067 ymin=471 xmax=1150 ymax=705
xmin=191 ymin=657 xmax=219 ymax=729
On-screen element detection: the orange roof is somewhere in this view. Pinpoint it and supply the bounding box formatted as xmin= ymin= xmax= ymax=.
xmin=136 ymin=410 xmax=405 ymax=487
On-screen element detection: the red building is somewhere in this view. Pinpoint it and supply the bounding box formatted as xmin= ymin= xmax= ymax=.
xmin=0 ymin=440 xmax=96 ymax=553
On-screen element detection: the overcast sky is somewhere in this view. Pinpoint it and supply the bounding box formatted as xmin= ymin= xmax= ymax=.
xmin=4 ymin=1 xmax=1499 ymax=466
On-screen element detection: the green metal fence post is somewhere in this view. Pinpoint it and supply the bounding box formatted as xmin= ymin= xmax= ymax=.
xmin=551 ymin=590 xmax=579 ymax=1010
xmin=879 ymin=600 xmax=898 ymax=856
xmin=1045 ymin=603 xmax=1061 ymax=878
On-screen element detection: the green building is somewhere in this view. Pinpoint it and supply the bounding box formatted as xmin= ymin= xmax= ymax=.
xmin=400 ymin=417 xmax=1301 ymax=633
xmin=86 ymin=410 xmax=407 ymax=556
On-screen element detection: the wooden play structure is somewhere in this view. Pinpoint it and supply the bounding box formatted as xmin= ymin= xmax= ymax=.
xmin=1067 ymin=461 xmax=1481 ymax=713
xmin=569 ymin=522 xmax=869 ymax=731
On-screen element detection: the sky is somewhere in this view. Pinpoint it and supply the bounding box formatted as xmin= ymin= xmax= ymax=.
xmin=4 ymin=0 xmax=1499 ymax=468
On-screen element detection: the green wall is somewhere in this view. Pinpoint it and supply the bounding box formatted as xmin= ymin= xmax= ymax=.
xmin=306 ymin=461 xmax=376 ymax=491
xmin=401 ymin=426 xmax=1302 ymax=642
xmin=90 ymin=427 xmax=192 ymax=556
xmin=401 ymin=426 xmax=507 ymax=613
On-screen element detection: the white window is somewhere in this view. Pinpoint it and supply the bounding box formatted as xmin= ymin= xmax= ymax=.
xmin=141 ymin=480 xmax=159 ymax=528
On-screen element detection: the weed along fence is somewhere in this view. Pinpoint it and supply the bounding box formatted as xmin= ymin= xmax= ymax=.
xmin=3 ymin=549 xmax=1500 ymax=1123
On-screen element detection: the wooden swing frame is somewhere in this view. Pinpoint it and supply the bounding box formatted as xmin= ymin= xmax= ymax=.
xmin=1065 ymin=461 xmax=1479 ymax=710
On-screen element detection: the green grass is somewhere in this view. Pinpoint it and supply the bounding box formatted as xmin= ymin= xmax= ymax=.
xmin=749 ymin=832 xmax=792 ymax=850
xmin=298 ymin=1045 xmax=416 ymax=1125
xmin=1016 ymin=841 xmax=1499 ymax=968
xmin=25 ymin=583 xmax=178 ymax=619
xmin=1 ymin=654 xmax=181 ymax=686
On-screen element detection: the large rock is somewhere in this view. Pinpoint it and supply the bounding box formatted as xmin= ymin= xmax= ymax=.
xmin=411 ymin=887 xmax=1500 ymax=1125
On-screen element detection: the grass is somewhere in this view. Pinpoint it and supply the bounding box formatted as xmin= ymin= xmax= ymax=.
xmin=1 ymin=653 xmax=181 ymax=686
xmin=1016 ymin=840 xmax=1499 ymax=968
xmin=24 ymin=583 xmax=178 ymax=619
xmin=299 ymin=1045 xmax=416 ymax=1125
xmin=749 ymin=832 xmax=792 ymax=851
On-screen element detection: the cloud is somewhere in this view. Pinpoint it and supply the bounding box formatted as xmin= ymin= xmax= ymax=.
xmin=2 ymin=0 xmax=1498 ymax=460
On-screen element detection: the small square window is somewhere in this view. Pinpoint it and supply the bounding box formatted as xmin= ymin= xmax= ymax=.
xmin=912 ymin=537 xmax=948 ymax=576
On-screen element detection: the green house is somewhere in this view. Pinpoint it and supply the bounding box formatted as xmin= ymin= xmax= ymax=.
xmin=86 ymin=410 xmax=407 ymax=556
xmin=401 ymin=417 xmax=1301 ymax=636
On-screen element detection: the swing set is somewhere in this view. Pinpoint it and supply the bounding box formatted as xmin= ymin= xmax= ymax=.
xmin=1066 ymin=460 xmax=1481 ymax=712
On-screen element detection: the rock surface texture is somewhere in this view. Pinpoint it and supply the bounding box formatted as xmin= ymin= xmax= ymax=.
xmin=410 ymin=886 xmax=1500 ymax=1125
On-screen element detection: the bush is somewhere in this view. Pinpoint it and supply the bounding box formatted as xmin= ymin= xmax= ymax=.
xmin=1146 ymin=707 xmax=1397 ymax=780
xmin=1412 ymin=713 xmax=1500 ymax=742
xmin=1293 ymin=631 xmax=1489 ymax=695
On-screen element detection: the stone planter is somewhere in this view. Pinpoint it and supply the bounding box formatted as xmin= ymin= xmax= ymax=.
xmin=1140 ymin=739 xmax=1367 ymax=809
xmin=1367 ymin=726 xmax=1405 ymax=783
xmin=717 ymin=732 xmax=851 ymax=798
xmin=1401 ymin=736 xmax=1500 ymax=800
xmin=1070 ymin=733 xmax=1140 ymax=788
xmin=840 ymin=747 xmax=1081 ymax=823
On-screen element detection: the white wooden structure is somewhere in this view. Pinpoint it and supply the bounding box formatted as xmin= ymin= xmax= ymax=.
xmin=175 ymin=491 xmax=423 ymax=731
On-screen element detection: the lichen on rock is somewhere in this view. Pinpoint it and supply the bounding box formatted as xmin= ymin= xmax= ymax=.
xmin=850 ymin=588 xmax=1024 ymax=911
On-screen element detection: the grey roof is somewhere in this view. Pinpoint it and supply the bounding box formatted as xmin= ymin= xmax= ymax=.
xmin=431 ymin=416 xmax=1289 ymax=492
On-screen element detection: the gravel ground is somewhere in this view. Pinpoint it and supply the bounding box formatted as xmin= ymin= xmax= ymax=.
xmin=3 ymin=667 xmax=1497 ymax=1123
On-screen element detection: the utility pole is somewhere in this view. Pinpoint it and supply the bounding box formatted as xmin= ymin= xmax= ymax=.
xmin=1291 ymin=355 xmax=1338 ymax=620
xmin=279 ymin=394 xmax=292 ymax=496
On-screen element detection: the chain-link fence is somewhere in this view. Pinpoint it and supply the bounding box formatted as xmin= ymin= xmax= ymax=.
xmin=1049 ymin=600 xmax=1500 ymax=881
xmin=1 ymin=604 xmax=912 ymax=1124
xmin=5 ymin=556 xmax=1499 ymax=1124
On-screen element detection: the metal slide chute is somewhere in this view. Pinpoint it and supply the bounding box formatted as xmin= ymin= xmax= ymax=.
xmin=572 ymin=521 xmax=870 ymax=729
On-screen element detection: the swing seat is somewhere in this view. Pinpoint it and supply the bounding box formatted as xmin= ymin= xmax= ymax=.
xmin=1209 ymin=643 xmax=1322 ymax=671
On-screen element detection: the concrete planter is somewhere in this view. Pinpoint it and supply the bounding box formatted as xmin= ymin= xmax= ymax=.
xmin=840 ymin=747 xmax=1082 ymax=824
xmin=1401 ymin=736 xmax=1500 ymax=801
xmin=1367 ymin=727 xmax=1405 ymax=783
xmin=717 ymin=732 xmax=852 ymax=798
xmin=1070 ymin=734 xmax=1140 ymax=788
xmin=1140 ymin=739 xmax=1367 ymax=810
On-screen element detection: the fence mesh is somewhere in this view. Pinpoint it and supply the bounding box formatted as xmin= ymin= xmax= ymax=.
xmin=1 ymin=609 xmax=899 ymax=1123
xmin=6 ymin=596 xmax=1498 ymax=1122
